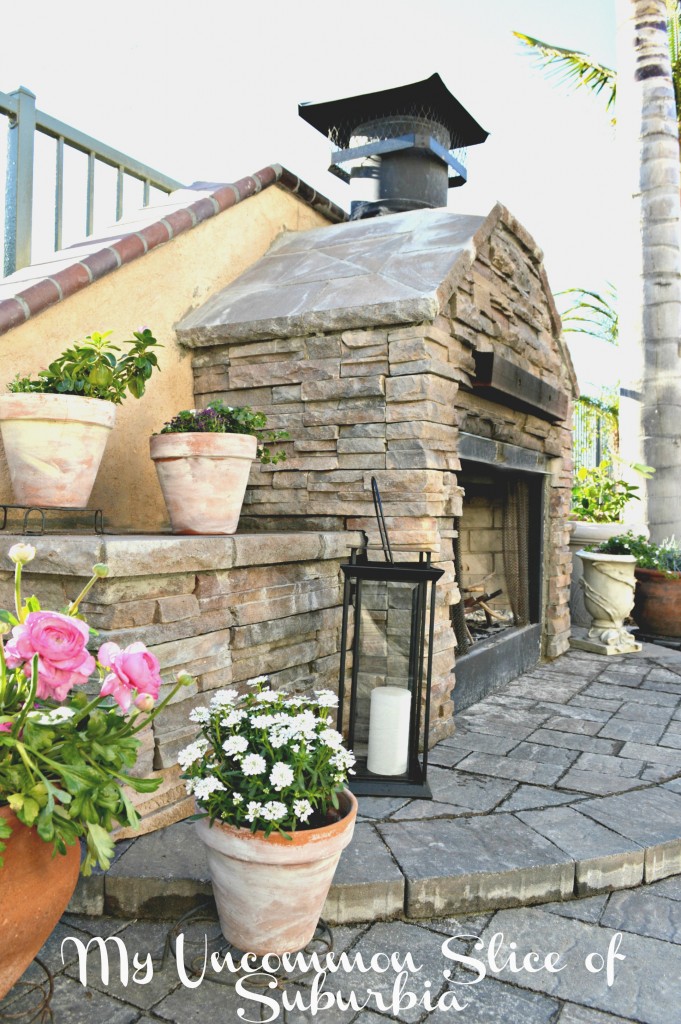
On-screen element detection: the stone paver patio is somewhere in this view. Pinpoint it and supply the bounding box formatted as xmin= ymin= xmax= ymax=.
xmin=75 ymin=639 xmax=681 ymax=925
xmin=4 ymin=636 xmax=681 ymax=1022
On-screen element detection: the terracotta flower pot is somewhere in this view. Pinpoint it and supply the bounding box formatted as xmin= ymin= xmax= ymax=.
xmin=195 ymin=789 xmax=358 ymax=954
xmin=0 ymin=806 xmax=80 ymax=1000
xmin=633 ymin=567 xmax=681 ymax=637
xmin=150 ymin=432 xmax=258 ymax=534
xmin=0 ymin=393 xmax=116 ymax=509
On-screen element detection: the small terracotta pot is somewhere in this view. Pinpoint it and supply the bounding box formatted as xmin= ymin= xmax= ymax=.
xmin=633 ymin=567 xmax=681 ymax=637
xmin=195 ymin=789 xmax=358 ymax=954
xmin=0 ymin=805 xmax=80 ymax=1000
xmin=150 ymin=432 xmax=257 ymax=534
xmin=0 ymin=393 xmax=116 ymax=509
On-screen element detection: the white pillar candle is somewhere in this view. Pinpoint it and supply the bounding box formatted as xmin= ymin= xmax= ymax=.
xmin=366 ymin=686 xmax=412 ymax=776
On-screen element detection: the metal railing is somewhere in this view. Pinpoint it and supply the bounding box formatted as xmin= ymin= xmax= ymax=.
xmin=573 ymin=396 xmax=618 ymax=472
xmin=1 ymin=86 xmax=185 ymax=276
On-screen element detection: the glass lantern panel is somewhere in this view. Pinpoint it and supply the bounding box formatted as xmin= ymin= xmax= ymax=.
xmin=352 ymin=579 xmax=423 ymax=774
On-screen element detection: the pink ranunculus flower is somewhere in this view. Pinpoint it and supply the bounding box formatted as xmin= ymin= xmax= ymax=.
xmin=98 ymin=641 xmax=162 ymax=712
xmin=4 ymin=611 xmax=96 ymax=701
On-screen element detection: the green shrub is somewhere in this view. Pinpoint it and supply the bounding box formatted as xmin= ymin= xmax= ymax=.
xmin=595 ymin=532 xmax=681 ymax=574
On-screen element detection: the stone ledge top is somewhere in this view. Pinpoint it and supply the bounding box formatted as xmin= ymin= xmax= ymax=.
xmin=176 ymin=206 xmax=490 ymax=345
xmin=0 ymin=530 xmax=364 ymax=577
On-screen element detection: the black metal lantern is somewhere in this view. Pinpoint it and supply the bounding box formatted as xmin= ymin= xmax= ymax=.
xmin=337 ymin=546 xmax=444 ymax=798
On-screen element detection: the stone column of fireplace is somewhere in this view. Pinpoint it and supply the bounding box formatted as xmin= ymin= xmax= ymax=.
xmin=177 ymin=203 xmax=576 ymax=743
xmin=188 ymin=318 xmax=463 ymax=741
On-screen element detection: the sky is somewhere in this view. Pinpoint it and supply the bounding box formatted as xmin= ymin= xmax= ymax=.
xmin=1 ymin=0 xmax=618 ymax=391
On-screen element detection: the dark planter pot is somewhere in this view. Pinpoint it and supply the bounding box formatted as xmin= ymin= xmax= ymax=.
xmin=633 ymin=567 xmax=681 ymax=638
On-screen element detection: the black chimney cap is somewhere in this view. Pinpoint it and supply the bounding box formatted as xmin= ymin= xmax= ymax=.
xmin=299 ymin=73 xmax=489 ymax=149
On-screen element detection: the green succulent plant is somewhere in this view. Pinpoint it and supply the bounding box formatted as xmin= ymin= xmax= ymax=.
xmin=8 ymin=329 xmax=161 ymax=404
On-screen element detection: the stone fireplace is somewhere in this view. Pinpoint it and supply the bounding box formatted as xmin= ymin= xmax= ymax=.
xmin=177 ymin=201 xmax=576 ymax=741
xmin=451 ymin=443 xmax=549 ymax=709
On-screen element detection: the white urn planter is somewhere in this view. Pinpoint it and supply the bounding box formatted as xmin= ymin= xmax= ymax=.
xmin=195 ymin=789 xmax=358 ymax=955
xmin=573 ymin=549 xmax=641 ymax=655
xmin=0 ymin=393 xmax=116 ymax=509
xmin=569 ymin=521 xmax=648 ymax=627
xmin=150 ymin=432 xmax=257 ymax=534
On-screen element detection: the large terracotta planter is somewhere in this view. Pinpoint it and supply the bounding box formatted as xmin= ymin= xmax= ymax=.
xmin=577 ymin=550 xmax=640 ymax=653
xmin=195 ymin=789 xmax=358 ymax=954
xmin=150 ymin=432 xmax=257 ymax=534
xmin=0 ymin=393 xmax=116 ymax=509
xmin=0 ymin=806 xmax=80 ymax=999
xmin=633 ymin=567 xmax=681 ymax=637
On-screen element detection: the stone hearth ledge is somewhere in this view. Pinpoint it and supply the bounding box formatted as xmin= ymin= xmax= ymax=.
xmin=0 ymin=530 xmax=364 ymax=578
xmin=0 ymin=529 xmax=364 ymax=837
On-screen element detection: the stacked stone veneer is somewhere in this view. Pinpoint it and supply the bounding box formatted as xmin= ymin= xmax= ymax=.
xmin=0 ymin=531 xmax=361 ymax=835
xmin=177 ymin=202 xmax=577 ymax=742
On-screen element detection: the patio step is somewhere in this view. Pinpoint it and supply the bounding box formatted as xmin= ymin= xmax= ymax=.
xmin=68 ymin=641 xmax=681 ymax=925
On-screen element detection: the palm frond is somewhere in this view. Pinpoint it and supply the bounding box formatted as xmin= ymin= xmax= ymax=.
xmin=556 ymin=285 xmax=618 ymax=344
xmin=667 ymin=1 xmax=681 ymax=129
xmin=513 ymin=31 xmax=616 ymax=111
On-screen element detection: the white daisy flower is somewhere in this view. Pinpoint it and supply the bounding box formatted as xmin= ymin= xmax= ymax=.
xmin=246 ymin=675 xmax=269 ymax=687
xmin=242 ymin=753 xmax=267 ymax=776
xmin=220 ymin=709 xmax=246 ymax=727
xmin=293 ymin=799 xmax=313 ymax=823
xmin=194 ymin=777 xmax=226 ymax=801
xmin=330 ymin=749 xmax=356 ymax=770
xmin=209 ymin=689 xmax=239 ymax=708
xmin=319 ymin=728 xmax=344 ymax=749
xmin=261 ymin=801 xmax=287 ymax=821
xmin=222 ymin=735 xmax=249 ymax=757
xmin=245 ymin=800 xmax=263 ymax=822
xmin=255 ymin=689 xmax=280 ymax=703
xmin=250 ymin=713 xmax=275 ymax=729
xmin=189 ymin=706 xmax=210 ymax=724
xmin=177 ymin=739 xmax=209 ymax=770
xmin=269 ymin=762 xmax=294 ymax=791
xmin=314 ymin=690 xmax=339 ymax=708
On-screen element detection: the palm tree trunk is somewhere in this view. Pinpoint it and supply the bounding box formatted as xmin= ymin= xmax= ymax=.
xmin=617 ymin=0 xmax=681 ymax=542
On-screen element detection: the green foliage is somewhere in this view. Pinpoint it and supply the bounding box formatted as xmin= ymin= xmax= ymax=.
xmin=595 ymin=531 xmax=681 ymax=575
xmin=0 ymin=550 xmax=192 ymax=873
xmin=558 ymin=284 xmax=618 ymax=345
xmin=513 ymin=31 xmax=616 ymax=116
xmin=8 ymin=329 xmax=162 ymax=404
xmin=158 ymin=400 xmax=289 ymax=465
xmin=515 ymin=3 xmax=681 ymax=133
xmin=557 ymin=285 xmax=620 ymax=474
xmin=571 ymin=460 xmax=640 ymax=523
xmin=667 ymin=0 xmax=681 ymax=130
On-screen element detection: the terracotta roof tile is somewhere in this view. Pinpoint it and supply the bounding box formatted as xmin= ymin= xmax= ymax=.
xmin=0 ymin=165 xmax=346 ymax=337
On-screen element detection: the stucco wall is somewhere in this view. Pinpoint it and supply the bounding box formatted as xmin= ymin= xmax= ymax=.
xmin=0 ymin=187 xmax=331 ymax=530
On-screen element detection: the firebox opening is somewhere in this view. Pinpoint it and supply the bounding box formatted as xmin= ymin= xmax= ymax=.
xmin=451 ymin=459 xmax=545 ymax=710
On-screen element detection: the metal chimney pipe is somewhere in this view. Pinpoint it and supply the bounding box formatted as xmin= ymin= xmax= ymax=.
xmin=299 ymin=74 xmax=489 ymax=219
